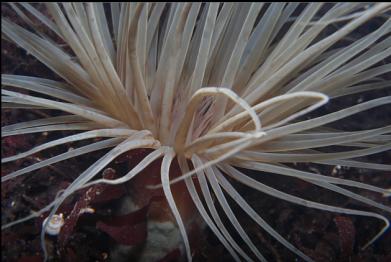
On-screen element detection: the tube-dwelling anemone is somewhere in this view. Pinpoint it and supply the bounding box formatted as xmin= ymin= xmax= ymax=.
xmin=1 ymin=2 xmax=391 ymax=261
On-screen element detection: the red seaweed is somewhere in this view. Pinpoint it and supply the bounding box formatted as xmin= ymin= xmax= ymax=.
xmin=58 ymin=168 xmax=126 ymax=247
xmin=334 ymin=216 xmax=355 ymax=258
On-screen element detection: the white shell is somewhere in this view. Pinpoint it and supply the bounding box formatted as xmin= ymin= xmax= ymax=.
xmin=43 ymin=213 xmax=64 ymax=236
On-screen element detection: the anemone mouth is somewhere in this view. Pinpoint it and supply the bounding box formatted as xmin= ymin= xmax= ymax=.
xmin=2 ymin=2 xmax=391 ymax=262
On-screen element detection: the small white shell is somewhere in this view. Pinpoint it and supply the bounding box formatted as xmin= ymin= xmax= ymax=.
xmin=43 ymin=213 xmax=64 ymax=236
xmin=79 ymin=207 xmax=95 ymax=214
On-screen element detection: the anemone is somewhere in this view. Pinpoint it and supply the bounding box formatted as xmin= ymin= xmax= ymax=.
xmin=2 ymin=3 xmax=391 ymax=261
